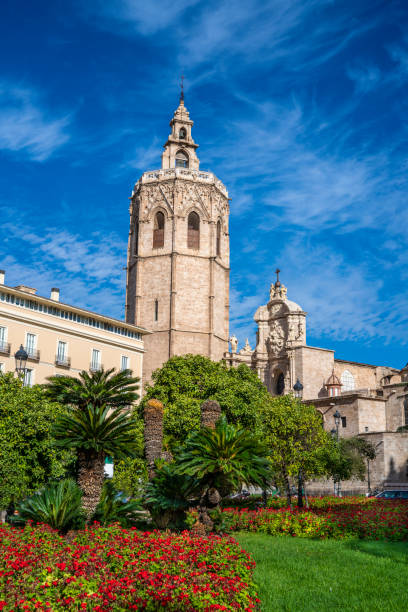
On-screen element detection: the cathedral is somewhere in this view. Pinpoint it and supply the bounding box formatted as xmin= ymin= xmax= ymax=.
xmin=126 ymin=95 xmax=408 ymax=493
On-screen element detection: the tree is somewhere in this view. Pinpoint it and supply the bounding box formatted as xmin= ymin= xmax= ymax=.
xmin=0 ymin=373 xmax=73 ymax=511
xmin=142 ymin=355 xmax=272 ymax=449
xmin=175 ymin=415 xmax=272 ymax=528
xmin=259 ymin=395 xmax=332 ymax=507
xmin=323 ymin=436 xmax=377 ymax=495
xmin=46 ymin=368 xmax=141 ymax=520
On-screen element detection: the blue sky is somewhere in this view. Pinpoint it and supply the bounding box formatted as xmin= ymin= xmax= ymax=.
xmin=0 ymin=0 xmax=407 ymax=368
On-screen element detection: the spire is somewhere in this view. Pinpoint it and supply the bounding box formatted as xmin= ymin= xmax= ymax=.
xmin=275 ymin=268 xmax=281 ymax=288
xmin=180 ymin=74 xmax=185 ymax=103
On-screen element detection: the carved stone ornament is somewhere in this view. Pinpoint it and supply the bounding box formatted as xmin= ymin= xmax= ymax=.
xmin=239 ymin=338 xmax=252 ymax=354
xmin=266 ymin=320 xmax=286 ymax=355
xmin=229 ymin=335 xmax=238 ymax=353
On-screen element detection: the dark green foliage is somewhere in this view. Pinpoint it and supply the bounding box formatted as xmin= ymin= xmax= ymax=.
xmin=323 ymin=436 xmax=375 ymax=482
xmin=142 ymin=355 xmax=271 ymax=448
xmin=144 ymin=462 xmax=195 ymax=529
xmin=175 ymin=415 xmax=272 ymax=497
xmin=93 ymin=481 xmax=142 ymax=527
xmin=45 ymin=367 xmax=140 ymax=409
xmin=52 ymin=403 xmax=140 ymax=459
xmin=0 ymin=373 xmax=74 ymax=510
xmin=14 ymin=479 xmax=84 ymax=533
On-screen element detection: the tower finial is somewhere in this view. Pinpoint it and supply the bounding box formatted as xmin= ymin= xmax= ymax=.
xmin=275 ymin=268 xmax=281 ymax=287
xmin=180 ymin=74 xmax=185 ymax=102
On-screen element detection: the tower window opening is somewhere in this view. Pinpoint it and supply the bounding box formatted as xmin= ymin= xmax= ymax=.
xmin=154 ymin=299 xmax=158 ymax=322
xmin=276 ymin=372 xmax=285 ymax=395
xmin=153 ymin=211 xmax=165 ymax=248
xmin=216 ymin=219 xmax=221 ymax=256
xmin=187 ymin=211 xmax=200 ymax=249
xmin=175 ymin=150 xmax=189 ymax=168
xmin=179 ymin=127 xmax=187 ymax=139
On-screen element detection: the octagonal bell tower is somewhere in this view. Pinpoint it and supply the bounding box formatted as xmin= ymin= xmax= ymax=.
xmin=125 ymin=94 xmax=230 ymax=386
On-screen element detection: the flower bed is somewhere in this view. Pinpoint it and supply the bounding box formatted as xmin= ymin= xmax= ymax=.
xmin=0 ymin=523 xmax=259 ymax=611
xmin=219 ymin=499 xmax=408 ymax=540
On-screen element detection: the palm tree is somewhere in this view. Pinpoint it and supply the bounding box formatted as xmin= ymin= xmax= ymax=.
xmin=45 ymin=368 xmax=140 ymax=520
xmin=45 ymin=368 xmax=139 ymax=410
xmin=175 ymin=415 xmax=271 ymax=528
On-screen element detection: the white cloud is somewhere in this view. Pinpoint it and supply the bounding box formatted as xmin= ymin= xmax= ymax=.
xmin=0 ymin=220 xmax=127 ymax=319
xmin=0 ymin=84 xmax=71 ymax=161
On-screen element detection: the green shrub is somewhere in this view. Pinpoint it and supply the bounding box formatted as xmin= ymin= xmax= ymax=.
xmin=92 ymin=480 xmax=142 ymax=527
xmin=14 ymin=479 xmax=84 ymax=533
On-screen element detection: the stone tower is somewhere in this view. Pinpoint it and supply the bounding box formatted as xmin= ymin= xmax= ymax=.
xmin=125 ymin=95 xmax=230 ymax=385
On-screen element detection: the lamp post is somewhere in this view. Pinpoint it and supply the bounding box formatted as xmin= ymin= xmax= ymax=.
xmin=14 ymin=344 xmax=28 ymax=382
xmin=332 ymin=410 xmax=342 ymax=497
xmin=293 ymin=379 xmax=303 ymax=399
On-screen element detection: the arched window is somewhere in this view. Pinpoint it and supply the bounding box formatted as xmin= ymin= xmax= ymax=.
xmin=341 ymin=370 xmax=355 ymax=391
xmin=175 ymin=150 xmax=189 ymax=168
xmin=153 ymin=211 xmax=165 ymax=248
xmin=179 ymin=127 xmax=187 ymax=139
xmin=276 ymin=372 xmax=285 ymax=395
xmin=187 ymin=211 xmax=200 ymax=249
xmin=216 ymin=220 xmax=221 ymax=256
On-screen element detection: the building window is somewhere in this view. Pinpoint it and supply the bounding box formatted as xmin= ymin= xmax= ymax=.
xmin=175 ymin=150 xmax=189 ymax=168
xmin=57 ymin=341 xmax=67 ymax=364
xmin=0 ymin=326 xmax=7 ymax=351
xmin=179 ymin=127 xmax=187 ymax=139
xmin=121 ymin=356 xmax=129 ymax=371
xmin=153 ymin=211 xmax=165 ymax=248
xmin=26 ymin=333 xmax=37 ymax=357
xmin=154 ymin=299 xmax=159 ymax=322
xmin=91 ymin=349 xmax=101 ymax=372
xmin=341 ymin=416 xmax=347 ymax=428
xmin=216 ymin=220 xmax=221 ymax=256
xmin=23 ymin=369 xmax=33 ymax=387
xmin=0 ymin=363 xmax=4 ymax=373
xmin=404 ymin=399 xmax=408 ymax=426
xmin=341 ymin=370 xmax=355 ymax=391
xmin=276 ymin=373 xmax=285 ymax=395
xmin=187 ymin=211 xmax=200 ymax=249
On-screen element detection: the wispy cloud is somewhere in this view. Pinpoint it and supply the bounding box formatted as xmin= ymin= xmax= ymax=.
xmin=0 ymin=83 xmax=71 ymax=161
xmin=0 ymin=216 xmax=126 ymax=318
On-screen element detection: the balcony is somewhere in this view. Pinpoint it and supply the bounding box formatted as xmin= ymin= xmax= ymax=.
xmin=26 ymin=348 xmax=40 ymax=362
xmin=0 ymin=342 xmax=10 ymax=356
xmin=55 ymin=355 xmax=71 ymax=368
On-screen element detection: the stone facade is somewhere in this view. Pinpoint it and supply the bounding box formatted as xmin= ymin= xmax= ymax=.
xmin=226 ymin=275 xmax=408 ymax=492
xmin=126 ymin=97 xmax=230 ymax=385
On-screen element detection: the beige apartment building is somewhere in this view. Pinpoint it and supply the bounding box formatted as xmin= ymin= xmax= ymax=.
xmin=0 ymin=270 xmax=150 ymax=387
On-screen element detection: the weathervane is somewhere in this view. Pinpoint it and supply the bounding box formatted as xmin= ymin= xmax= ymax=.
xmin=180 ymin=74 xmax=185 ymax=101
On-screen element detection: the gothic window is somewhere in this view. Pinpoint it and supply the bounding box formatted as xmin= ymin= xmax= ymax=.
xmin=175 ymin=150 xmax=189 ymax=168
xmin=153 ymin=211 xmax=165 ymax=248
xmin=341 ymin=370 xmax=355 ymax=392
xmin=276 ymin=372 xmax=285 ymax=395
xmin=216 ymin=219 xmax=221 ymax=256
xmin=179 ymin=127 xmax=187 ymax=139
xmin=187 ymin=211 xmax=200 ymax=249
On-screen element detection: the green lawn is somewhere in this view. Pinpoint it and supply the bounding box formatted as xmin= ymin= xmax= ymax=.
xmin=235 ymin=533 xmax=408 ymax=612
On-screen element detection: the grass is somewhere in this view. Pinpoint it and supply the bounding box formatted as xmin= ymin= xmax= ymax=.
xmin=235 ymin=533 xmax=408 ymax=612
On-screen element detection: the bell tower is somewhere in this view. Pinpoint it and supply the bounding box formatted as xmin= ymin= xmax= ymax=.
xmin=125 ymin=94 xmax=230 ymax=386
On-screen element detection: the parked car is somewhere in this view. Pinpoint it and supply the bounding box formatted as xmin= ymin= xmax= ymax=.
xmin=375 ymin=490 xmax=408 ymax=499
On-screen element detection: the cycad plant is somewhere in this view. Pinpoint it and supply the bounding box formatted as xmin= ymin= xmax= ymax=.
xmin=45 ymin=368 xmax=139 ymax=410
xmin=93 ymin=480 xmax=142 ymax=527
xmin=144 ymin=462 xmax=195 ymax=529
xmin=46 ymin=368 xmax=140 ymax=520
xmin=175 ymin=415 xmax=271 ymax=528
xmin=15 ymin=479 xmax=84 ymax=533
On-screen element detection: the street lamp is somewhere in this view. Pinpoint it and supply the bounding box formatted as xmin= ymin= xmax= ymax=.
xmin=293 ymin=379 xmax=303 ymax=399
xmin=14 ymin=344 xmax=28 ymax=379
xmin=333 ymin=410 xmax=341 ymax=440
